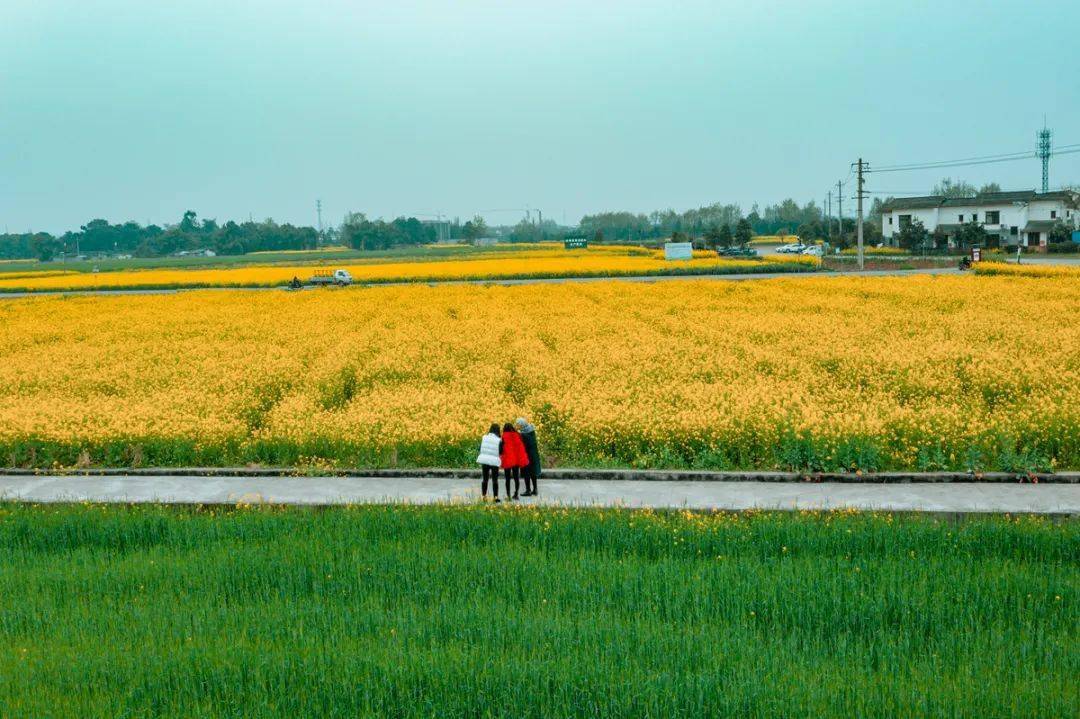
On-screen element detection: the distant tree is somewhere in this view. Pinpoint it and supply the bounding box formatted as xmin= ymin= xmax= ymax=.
xmin=796 ymin=220 xmax=825 ymax=243
xmin=703 ymin=225 xmax=721 ymax=250
xmin=509 ymin=219 xmax=543 ymax=243
xmin=734 ymin=218 xmax=753 ymax=247
xmin=897 ymin=219 xmax=929 ymax=252
xmin=862 ymin=220 xmax=883 ymax=246
xmin=867 ymin=197 xmax=892 ymax=225
xmin=717 ymin=223 xmax=733 ymax=249
xmin=580 ymin=211 xmax=651 ymax=242
xmin=179 ymin=210 xmax=199 ymax=233
xmin=592 ymin=229 xmax=604 ymax=244
xmin=932 ymin=178 xmax=977 ymax=198
xmin=340 ymin=212 xmax=370 ymax=251
xmin=29 ymin=233 xmax=63 ymax=261
xmin=462 ymin=215 xmax=488 ymax=243
xmin=1049 ymin=221 xmax=1074 ymax=244
xmin=978 ymin=182 xmax=1002 ymax=195
xmin=931 ymin=227 xmax=949 ymax=250
xmin=956 ymin=220 xmax=988 ymax=249
xmin=670 ymin=230 xmax=690 ymax=244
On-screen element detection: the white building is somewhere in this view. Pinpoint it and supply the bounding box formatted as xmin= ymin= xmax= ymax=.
xmin=881 ymin=190 xmax=1080 ymax=250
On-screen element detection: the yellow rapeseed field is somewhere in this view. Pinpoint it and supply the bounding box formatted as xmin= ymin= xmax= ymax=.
xmin=973 ymin=262 xmax=1080 ymax=279
xmin=1 ymin=274 xmax=1076 ymax=471
xmin=0 ymin=246 xmax=817 ymax=292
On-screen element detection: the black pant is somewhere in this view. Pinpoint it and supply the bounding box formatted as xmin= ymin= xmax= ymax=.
xmin=482 ymin=465 xmax=500 ymax=497
xmin=504 ymin=466 xmax=520 ymax=497
xmin=522 ymin=465 xmax=536 ymax=494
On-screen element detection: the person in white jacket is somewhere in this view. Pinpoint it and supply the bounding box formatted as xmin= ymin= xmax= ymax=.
xmin=476 ymin=423 xmax=503 ymax=502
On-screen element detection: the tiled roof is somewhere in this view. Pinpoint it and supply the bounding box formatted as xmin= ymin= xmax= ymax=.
xmin=881 ymin=196 xmax=945 ymax=211
xmin=1023 ymin=220 xmax=1060 ymax=232
xmin=974 ymin=191 xmax=1037 ymax=203
xmin=882 ymin=189 xmax=1080 ymax=211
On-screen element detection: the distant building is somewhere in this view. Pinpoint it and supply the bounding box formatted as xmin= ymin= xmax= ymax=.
xmin=881 ymin=190 xmax=1080 ymax=250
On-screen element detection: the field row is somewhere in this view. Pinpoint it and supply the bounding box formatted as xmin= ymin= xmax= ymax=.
xmin=1 ymin=273 xmax=1077 ymax=471
xmin=0 ymin=244 xmax=818 ymax=292
xmin=1 ymin=504 xmax=1075 ymax=717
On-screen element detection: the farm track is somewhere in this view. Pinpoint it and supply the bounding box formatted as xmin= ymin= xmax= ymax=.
xmin=2 ymin=475 xmax=1077 ymax=514
xmin=0 ymin=266 xmax=961 ymax=298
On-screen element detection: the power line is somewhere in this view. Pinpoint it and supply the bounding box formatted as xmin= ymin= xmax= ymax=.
xmin=863 ymin=190 xmax=931 ymax=195
xmin=875 ymin=149 xmax=1034 ymax=171
xmin=874 ymin=142 xmax=1080 ymax=171
xmin=872 ymin=145 xmax=1080 ymax=174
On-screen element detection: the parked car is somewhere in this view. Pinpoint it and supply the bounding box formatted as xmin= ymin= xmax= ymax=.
xmin=717 ymin=247 xmax=758 ymax=257
xmin=801 ymin=245 xmax=823 ymax=257
xmin=309 ymin=269 xmax=353 ymax=286
xmin=776 ymin=243 xmax=808 ymax=254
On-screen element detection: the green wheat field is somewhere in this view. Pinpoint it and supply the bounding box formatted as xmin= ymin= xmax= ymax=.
xmin=0 ymin=503 xmax=1075 ymax=717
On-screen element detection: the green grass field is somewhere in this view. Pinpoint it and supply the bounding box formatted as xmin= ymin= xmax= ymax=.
xmin=0 ymin=503 xmax=1075 ymax=717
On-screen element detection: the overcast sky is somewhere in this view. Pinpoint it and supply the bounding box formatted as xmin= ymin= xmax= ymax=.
xmin=2 ymin=0 xmax=1078 ymax=234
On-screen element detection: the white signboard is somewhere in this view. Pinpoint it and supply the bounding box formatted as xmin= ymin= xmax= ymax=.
xmin=664 ymin=242 xmax=693 ymax=260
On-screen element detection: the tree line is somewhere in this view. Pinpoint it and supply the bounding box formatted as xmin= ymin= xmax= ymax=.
xmin=24 ymin=184 xmax=1042 ymax=262
xmin=579 ymin=199 xmax=878 ymax=249
xmin=0 ymin=211 xmax=318 ymax=261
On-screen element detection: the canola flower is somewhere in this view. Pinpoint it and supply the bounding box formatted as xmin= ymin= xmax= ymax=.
xmin=839 ymin=246 xmax=908 ymax=256
xmin=0 ymin=269 xmax=78 ymax=281
xmin=973 ymin=262 xmax=1080 ymax=279
xmin=750 ymin=235 xmax=800 ymax=245
xmin=0 ymin=244 xmax=817 ymax=292
xmin=0 ymin=273 xmax=1076 ymax=471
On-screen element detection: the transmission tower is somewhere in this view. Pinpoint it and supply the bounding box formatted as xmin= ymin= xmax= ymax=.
xmin=1037 ymin=125 xmax=1052 ymax=192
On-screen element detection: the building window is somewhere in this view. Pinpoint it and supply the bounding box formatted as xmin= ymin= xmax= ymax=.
xmin=898 ymin=214 xmax=912 ymax=228
xmin=1010 ymin=226 xmax=1018 ymax=235
xmin=971 ymin=212 xmax=978 ymax=222
xmin=1051 ymin=210 xmax=1057 ymax=219
xmin=888 ymin=217 xmax=893 ymax=225
xmin=985 ymin=210 xmax=1000 ymax=224
xmin=958 ymin=214 xmax=964 ymax=222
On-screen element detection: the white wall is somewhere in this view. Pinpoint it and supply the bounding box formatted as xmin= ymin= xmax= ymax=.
xmin=882 ymin=199 xmax=1074 ymax=244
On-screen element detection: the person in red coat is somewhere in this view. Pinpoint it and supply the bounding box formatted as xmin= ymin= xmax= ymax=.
xmin=500 ymin=422 xmax=529 ymax=500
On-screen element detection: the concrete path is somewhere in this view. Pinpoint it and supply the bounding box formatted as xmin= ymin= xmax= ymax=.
xmin=2 ymin=475 xmax=1077 ymax=514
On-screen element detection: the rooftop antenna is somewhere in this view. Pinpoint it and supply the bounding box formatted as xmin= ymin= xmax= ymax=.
xmin=1037 ymin=119 xmax=1052 ymax=193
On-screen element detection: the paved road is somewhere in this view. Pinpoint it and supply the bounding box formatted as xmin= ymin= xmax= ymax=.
xmin=2 ymin=475 xmax=1076 ymax=513
xmin=0 ymin=267 xmax=961 ymax=299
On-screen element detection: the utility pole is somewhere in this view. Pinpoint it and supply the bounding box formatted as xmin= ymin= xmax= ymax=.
xmin=825 ymin=192 xmax=833 ymax=239
xmin=853 ymin=158 xmax=868 ymax=270
xmin=316 ymin=199 xmax=323 ymax=245
xmin=825 ymin=192 xmax=831 ymax=239
xmin=836 ymin=181 xmax=843 ymax=241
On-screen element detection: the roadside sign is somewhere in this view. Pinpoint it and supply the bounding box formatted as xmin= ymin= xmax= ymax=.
xmin=971 ymin=247 xmax=981 ymax=262
xmin=664 ymin=242 xmax=693 ymax=260
xmin=564 ymin=236 xmax=588 ymax=249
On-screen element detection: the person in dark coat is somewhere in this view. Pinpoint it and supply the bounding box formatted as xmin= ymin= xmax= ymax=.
xmin=515 ymin=417 xmax=542 ymax=497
